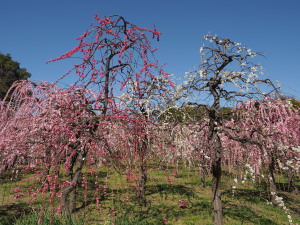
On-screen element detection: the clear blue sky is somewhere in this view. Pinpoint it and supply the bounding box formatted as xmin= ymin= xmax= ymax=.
xmin=1 ymin=0 xmax=299 ymax=97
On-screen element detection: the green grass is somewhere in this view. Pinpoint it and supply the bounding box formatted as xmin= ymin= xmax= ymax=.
xmin=0 ymin=163 xmax=299 ymax=225
xmin=13 ymin=209 xmax=82 ymax=225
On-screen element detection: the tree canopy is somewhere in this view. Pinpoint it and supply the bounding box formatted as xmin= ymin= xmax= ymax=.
xmin=0 ymin=53 xmax=31 ymax=100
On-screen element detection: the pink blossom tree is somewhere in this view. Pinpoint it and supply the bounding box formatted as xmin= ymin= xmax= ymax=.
xmin=0 ymin=81 xmax=103 ymax=215
xmin=0 ymin=14 xmax=174 ymax=217
xmin=222 ymin=99 xmax=300 ymax=205
xmin=48 ymin=13 xmax=175 ymax=210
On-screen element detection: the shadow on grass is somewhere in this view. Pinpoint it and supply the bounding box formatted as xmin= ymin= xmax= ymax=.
xmin=223 ymin=189 xmax=268 ymax=204
xmin=112 ymin=197 xmax=213 ymax=225
xmin=224 ymin=188 xmax=300 ymax=217
xmin=0 ymin=170 xmax=32 ymax=185
xmin=147 ymin=184 xmax=196 ymax=198
xmin=289 ymin=204 xmax=300 ymax=218
xmin=224 ymin=204 xmax=279 ymax=225
xmin=272 ymin=192 xmax=300 ymax=216
xmin=275 ymin=182 xmax=300 ymax=194
xmin=0 ymin=202 xmax=31 ymax=225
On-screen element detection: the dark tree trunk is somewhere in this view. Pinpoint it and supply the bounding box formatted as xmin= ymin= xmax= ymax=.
xmin=68 ymin=182 xmax=77 ymax=213
xmin=61 ymin=172 xmax=82 ymax=216
xmin=135 ymin=104 xmax=150 ymax=206
xmin=268 ymin=154 xmax=278 ymax=207
xmin=288 ymin=171 xmax=299 ymax=194
xmin=136 ymin=128 xmax=148 ymax=206
xmin=199 ymin=162 xmax=207 ymax=188
xmin=61 ymin=184 xmax=77 ymax=216
xmin=208 ymin=77 xmax=224 ymax=225
xmin=137 ymin=156 xmax=147 ymax=205
xmin=61 ymin=150 xmax=87 ymax=216
xmin=211 ymin=133 xmax=223 ymax=225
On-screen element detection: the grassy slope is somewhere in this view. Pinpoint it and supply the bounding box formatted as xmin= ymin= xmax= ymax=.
xmin=0 ymin=164 xmax=299 ymax=225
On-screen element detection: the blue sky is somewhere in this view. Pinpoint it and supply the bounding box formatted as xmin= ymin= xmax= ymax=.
xmin=1 ymin=0 xmax=299 ymax=98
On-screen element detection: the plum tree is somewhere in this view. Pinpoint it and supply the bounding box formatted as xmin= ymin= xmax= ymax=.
xmin=182 ymin=34 xmax=279 ymax=225
xmin=0 ymin=14 xmax=174 ymax=217
xmin=223 ymin=99 xmax=300 ymax=203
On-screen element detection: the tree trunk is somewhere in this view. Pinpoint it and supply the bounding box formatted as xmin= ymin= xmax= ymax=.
xmin=69 ymin=185 xmax=77 ymax=213
xmin=136 ymin=133 xmax=148 ymax=205
xmin=61 ymin=184 xmax=76 ymax=216
xmin=137 ymin=157 xmax=147 ymax=205
xmin=199 ymin=162 xmax=207 ymax=188
xmin=136 ymin=104 xmax=150 ymax=206
xmin=61 ymin=150 xmax=87 ymax=216
xmin=268 ymin=155 xmax=278 ymax=207
xmin=208 ymin=70 xmax=224 ymax=225
xmin=211 ymin=133 xmax=223 ymax=225
xmin=288 ymin=171 xmax=299 ymax=194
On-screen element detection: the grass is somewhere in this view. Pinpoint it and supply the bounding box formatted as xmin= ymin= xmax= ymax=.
xmin=13 ymin=209 xmax=82 ymax=225
xmin=0 ymin=163 xmax=299 ymax=225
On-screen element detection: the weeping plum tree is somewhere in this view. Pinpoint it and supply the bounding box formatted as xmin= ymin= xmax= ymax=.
xmin=47 ymin=13 xmax=174 ymax=207
xmin=0 ymin=81 xmax=102 ymax=216
xmin=157 ymin=104 xmax=214 ymax=187
xmin=119 ymin=75 xmax=175 ymax=204
xmin=182 ymin=34 xmax=279 ymax=225
xmin=222 ymin=99 xmax=300 ymax=205
xmin=0 ymin=14 xmax=174 ymax=217
xmin=218 ymin=98 xmax=300 ymax=224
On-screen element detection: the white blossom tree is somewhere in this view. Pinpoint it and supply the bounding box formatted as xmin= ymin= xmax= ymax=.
xmin=182 ymin=34 xmax=279 ymax=225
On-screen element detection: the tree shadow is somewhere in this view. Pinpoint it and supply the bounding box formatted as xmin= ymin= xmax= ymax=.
xmin=0 ymin=202 xmax=31 ymax=225
xmin=223 ymin=188 xmax=268 ymax=204
xmin=224 ymin=204 xmax=279 ymax=225
xmin=146 ymin=184 xmax=196 ymax=199
xmin=0 ymin=169 xmax=32 ymax=185
xmin=272 ymin=192 xmax=300 ymax=216
xmin=275 ymin=182 xmax=300 ymax=194
xmin=112 ymin=195 xmax=213 ymax=225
